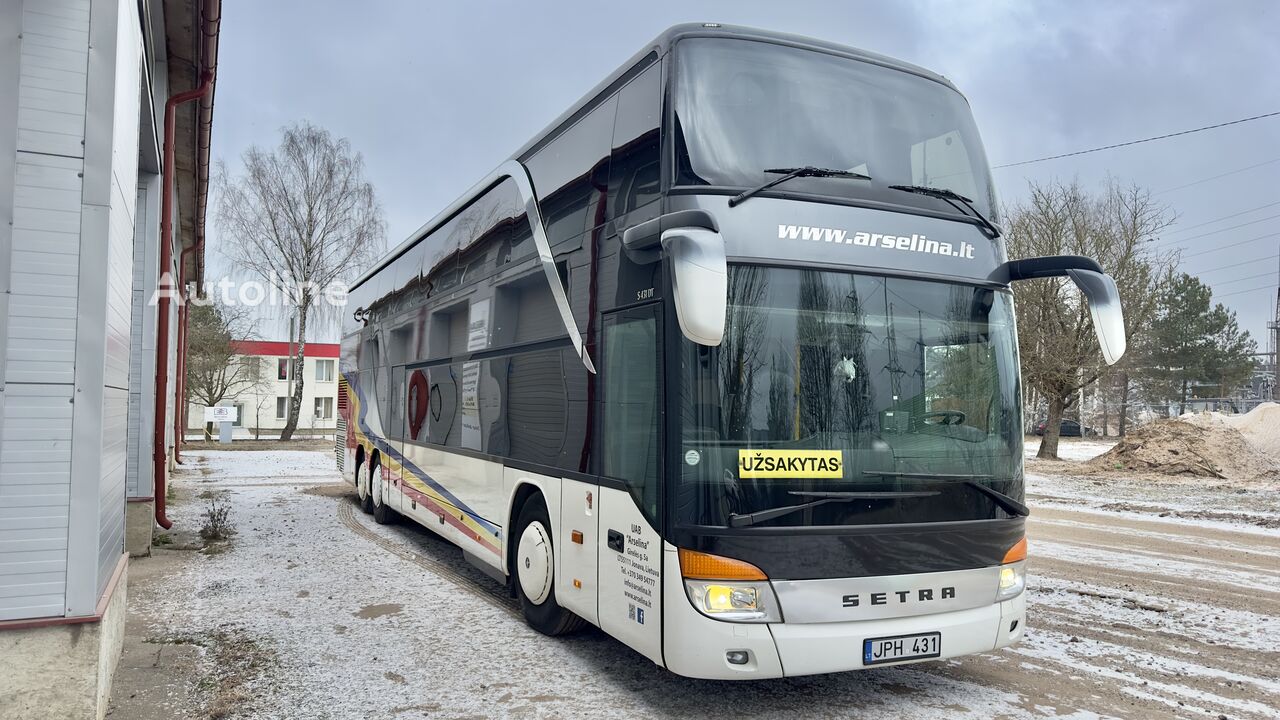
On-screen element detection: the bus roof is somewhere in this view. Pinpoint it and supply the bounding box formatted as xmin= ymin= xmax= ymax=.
xmin=351 ymin=24 xmax=959 ymax=292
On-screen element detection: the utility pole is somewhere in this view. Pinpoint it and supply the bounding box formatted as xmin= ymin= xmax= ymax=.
xmin=1270 ymin=252 xmax=1279 ymax=401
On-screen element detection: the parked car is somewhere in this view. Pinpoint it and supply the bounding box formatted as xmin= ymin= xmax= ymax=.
xmin=1033 ymin=418 xmax=1097 ymax=437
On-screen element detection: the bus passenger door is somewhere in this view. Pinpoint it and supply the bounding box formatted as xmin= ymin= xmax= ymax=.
xmin=596 ymin=305 xmax=663 ymax=665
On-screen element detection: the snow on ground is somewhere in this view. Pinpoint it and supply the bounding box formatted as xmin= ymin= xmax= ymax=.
xmin=1010 ymin=626 xmax=1280 ymax=719
xmin=185 ymin=449 xmax=340 ymax=484
xmin=1029 ymin=574 xmax=1280 ymax=654
xmin=1026 ymin=470 xmax=1280 ymax=534
xmin=144 ymin=451 xmax=1048 ymax=720
xmin=124 ymin=450 xmax=1280 ymax=719
xmin=1031 ymin=538 xmax=1279 ymax=593
xmin=1023 ymin=438 xmax=1116 ymax=462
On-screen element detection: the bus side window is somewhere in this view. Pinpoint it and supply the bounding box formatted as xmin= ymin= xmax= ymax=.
xmin=608 ymin=60 xmax=662 ymax=227
xmin=602 ymin=306 xmax=660 ymax=520
xmin=526 ymin=96 xmax=618 ymax=248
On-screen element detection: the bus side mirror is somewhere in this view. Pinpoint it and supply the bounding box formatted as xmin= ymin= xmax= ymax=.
xmin=1065 ymin=269 xmax=1126 ymax=365
xmin=661 ymin=228 xmax=726 ymax=346
xmin=995 ymin=255 xmax=1127 ymax=365
xmin=622 ymin=210 xmax=726 ymax=346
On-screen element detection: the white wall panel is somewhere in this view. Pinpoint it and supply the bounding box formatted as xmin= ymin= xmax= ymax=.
xmin=0 ymin=0 xmax=92 ymax=622
xmin=6 ymin=153 xmax=82 ymax=386
xmin=126 ymin=176 xmax=158 ymax=498
xmin=15 ymin=0 xmax=90 ymax=159
xmin=96 ymin=387 xmax=127 ymax=592
xmin=93 ymin=0 xmax=142 ymax=594
xmin=0 ymin=383 xmax=73 ymax=621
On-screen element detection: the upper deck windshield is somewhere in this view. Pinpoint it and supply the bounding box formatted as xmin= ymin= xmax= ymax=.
xmin=675 ymin=267 xmax=1022 ymax=529
xmin=673 ymin=37 xmax=998 ymax=221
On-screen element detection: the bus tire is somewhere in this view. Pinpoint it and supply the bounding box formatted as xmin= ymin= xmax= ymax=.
xmin=371 ymin=460 xmax=394 ymax=525
xmin=514 ymin=497 xmax=586 ymax=636
xmin=358 ymin=459 xmax=374 ymax=515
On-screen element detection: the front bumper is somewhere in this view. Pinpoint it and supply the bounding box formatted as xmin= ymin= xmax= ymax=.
xmin=661 ymin=548 xmax=1026 ymax=679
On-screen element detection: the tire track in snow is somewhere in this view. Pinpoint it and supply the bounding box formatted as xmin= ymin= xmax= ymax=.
xmin=1033 ymin=532 xmax=1280 ymax=579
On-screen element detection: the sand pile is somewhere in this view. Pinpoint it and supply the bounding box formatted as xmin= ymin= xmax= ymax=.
xmin=1086 ymin=412 xmax=1278 ymax=480
xmin=1223 ymin=402 xmax=1280 ymax=459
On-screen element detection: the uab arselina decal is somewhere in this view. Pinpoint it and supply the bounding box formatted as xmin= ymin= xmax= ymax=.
xmin=777 ymin=223 xmax=977 ymax=260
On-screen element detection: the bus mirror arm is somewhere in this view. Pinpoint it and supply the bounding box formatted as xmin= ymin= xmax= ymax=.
xmin=993 ymin=255 xmax=1127 ymax=365
xmin=622 ymin=209 xmax=719 ymax=264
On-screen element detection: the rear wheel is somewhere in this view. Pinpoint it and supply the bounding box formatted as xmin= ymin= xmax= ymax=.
xmin=371 ymin=460 xmax=394 ymax=525
xmin=358 ymin=459 xmax=373 ymax=514
xmin=513 ymin=498 xmax=585 ymax=636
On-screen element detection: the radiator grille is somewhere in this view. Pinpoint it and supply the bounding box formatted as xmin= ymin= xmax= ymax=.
xmin=335 ymin=376 xmax=348 ymax=471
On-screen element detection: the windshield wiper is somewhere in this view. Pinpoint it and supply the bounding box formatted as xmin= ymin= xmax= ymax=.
xmin=729 ymin=166 xmax=872 ymax=208
xmin=727 ymin=489 xmax=939 ymax=528
xmin=887 ymin=184 xmax=1001 ymax=238
xmin=861 ymin=470 xmax=1029 ymax=517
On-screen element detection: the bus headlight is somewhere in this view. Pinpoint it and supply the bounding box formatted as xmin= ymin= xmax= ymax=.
xmin=684 ymin=580 xmax=780 ymax=622
xmin=997 ymin=561 xmax=1026 ymax=601
xmin=678 ymin=548 xmax=781 ymax=623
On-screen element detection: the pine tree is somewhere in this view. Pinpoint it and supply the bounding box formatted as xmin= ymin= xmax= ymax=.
xmin=1138 ymin=273 xmax=1256 ymax=411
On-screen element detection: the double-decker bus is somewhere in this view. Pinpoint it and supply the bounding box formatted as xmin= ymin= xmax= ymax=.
xmin=337 ymin=23 xmax=1126 ymax=679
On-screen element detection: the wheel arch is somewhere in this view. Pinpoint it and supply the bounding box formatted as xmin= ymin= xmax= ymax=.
xmin=353 ymin=445 xmax=366 ymax=485
xmin=502 ymin=471 xmax=562 ymax=579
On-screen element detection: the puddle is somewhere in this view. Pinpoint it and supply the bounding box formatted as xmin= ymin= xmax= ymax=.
xmin=355 ymin=603 xmax=403 ymax=620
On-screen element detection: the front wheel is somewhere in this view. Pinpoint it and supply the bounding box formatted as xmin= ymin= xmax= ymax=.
xmin=513 ymin=498 xmax=585 ymax=636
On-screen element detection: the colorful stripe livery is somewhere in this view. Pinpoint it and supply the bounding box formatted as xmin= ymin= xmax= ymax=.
xmin=342 ymin=373 xmax=502 ymax=555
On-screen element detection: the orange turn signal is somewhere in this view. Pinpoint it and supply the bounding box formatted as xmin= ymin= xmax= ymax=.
xmin=570 ymin=530 xmax=583 ymax=544
xmin=1002 ymin=537 xmax=1028 ymax=564
xmin=678 ymin=548 xmax=768 ymax=580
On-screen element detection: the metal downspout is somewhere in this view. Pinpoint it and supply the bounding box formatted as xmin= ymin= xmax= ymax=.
xmin=153 ymin=75 xmax=212 ymax=529
xmin=173 ymin=0 xmax=220 ymax=466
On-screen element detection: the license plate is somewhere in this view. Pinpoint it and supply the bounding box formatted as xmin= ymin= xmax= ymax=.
xmin=863 ymin=632 xmax=941 ymax=665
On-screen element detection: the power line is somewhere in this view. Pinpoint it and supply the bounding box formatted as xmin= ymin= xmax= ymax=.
xmin=1216 ymin=283 xmax=1278 ymax=300
xmin=1211 ymin=270 xmax=1277 ymax=287
xmin=1180 ymin=231 xmax=1280 ymax=259
xmin=1165 ymin=200 xmax=1280 ymax=234
xmin=1154 ymin=156 xmax=1280 ymax=195
xmin=991 ymin=111 xmax=1280 ymax=169
xmin=1192 ymin=254 xmax=1280 ymax=275
xmin=1160 ymin=213 xmax=1280 ymax=246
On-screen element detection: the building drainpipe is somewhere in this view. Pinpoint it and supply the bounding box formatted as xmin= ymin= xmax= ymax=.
xmin=155 ymin=0 xmax=220 ymax=526
xmin=174 ymin=242 xmax=200 ymax=463
xmin=152 ymin=75 xmax=213 ymax=529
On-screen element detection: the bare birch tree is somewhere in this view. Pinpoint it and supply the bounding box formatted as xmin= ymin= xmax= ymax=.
xmin=216 ymin=122 xmax=385 ymax=440
xmin=1006 ymin=179 xmax=1176 ymax=459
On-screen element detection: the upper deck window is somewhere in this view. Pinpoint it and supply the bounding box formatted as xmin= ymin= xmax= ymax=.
xmin=673 ymin=38 xmax=998 ymax=221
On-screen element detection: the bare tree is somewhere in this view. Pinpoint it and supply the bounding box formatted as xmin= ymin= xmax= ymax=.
xmin=185 ymin=302 xmax=261 ymax=439
xmin=216 ymin=122 xmax=386 ymax=440
xmin=1006 ymin=180 xmax=1175 ymax=459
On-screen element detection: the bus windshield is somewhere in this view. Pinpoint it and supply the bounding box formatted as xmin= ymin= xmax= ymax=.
xmin=673 ymin=37 xmax=998 ymax=221
xmin=674 ymin=267 xmax=1022 ymax=529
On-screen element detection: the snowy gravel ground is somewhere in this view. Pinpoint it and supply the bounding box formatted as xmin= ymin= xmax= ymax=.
xmin=1024 ymin=439 xmax=1117 ymax=463
xmin=1022 ymin=437 xmax=1280 ymax=533
xmin=115 ymin=450 xmax=1280 ymax=719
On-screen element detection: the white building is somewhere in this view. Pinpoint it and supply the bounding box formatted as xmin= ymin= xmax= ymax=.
xmin=0 ymin=0 xmax=220 ymax=717
xmin=187 ymin=340 xmax=340 ymax=439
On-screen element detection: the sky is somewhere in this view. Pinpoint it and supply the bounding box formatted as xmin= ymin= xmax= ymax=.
xmin=207 ymin=0 xmax=1280 ymax=348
